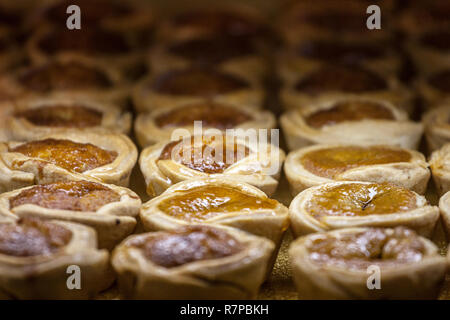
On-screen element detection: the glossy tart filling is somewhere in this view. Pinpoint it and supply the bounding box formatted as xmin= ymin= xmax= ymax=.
xmin=158 ymin=136 xmax=250 ymax=174
xmin=295 ymin=65 xmax=387 ymax=94
xmin=307 ymin=227 xmax=426 ymax=269
xmin=420 ymin=31 xmax=450 ymax=51
xmin=428 ymin=70 xmax=450 ymax=93
xmin=155 ymin=101 xmax=252 ymax=129
xmin=129 ymin=225 xmax=243 ymax=268
xmin=18 ymin=61 xmax=113 ymax=93
xmin=9 ymin=181 xmax=121 ymax=212
xmin=305 ymin=101 xmax=394 ymax=129
xmin=9 ymin=138 xmax=117 ymax=173
xmin=301 ymin=146 xmax=411 ymax=179
xmin=306 ymin=183 xmax=418 ymax=220
xmin=152 ymin=68 xmax=249 ymax=96
xmin=0 ymin=218 xmax=72 ymax=257
xmin=15 ymin=105 xmax=102 ymax=128
xmin=158 ymin=186 xmax=277 ymax=223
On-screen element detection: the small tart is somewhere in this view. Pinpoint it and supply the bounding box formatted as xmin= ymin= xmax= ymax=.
xmin=438 ymin=190 xmax=450 ymax=242
xmin=140 ymin=178 xmax=289 ymax=252
xmin=132 ymin=67 xmax=264 ymax=112
xmin=134 ymin=100 xmax=275 ymax=147
xmin=0 ymin=180 xmax=141 ymax=249
xmin=429 ymin=143 xmax=450 ymax=195
xmin=285 ymin=144 xmax=430 ymax=196
xmin=139 ymin=134 xmax=285 ymax=197
xmin=423 ymin=105 xmax=450 ymax=152
xmin=0 ymin=131 xmax=137 ymax=192
xmin=3 ymin=97 xmax=131 ymax=141
xmin=416 ymin=70 xmax=450 ymax=109
xmin=0 ymin=217 xmax=112 ymax=299
xmin=289 ymin=181 xmax=439 ymax=238
xmin=112 ymin=225 xmax=274 ymax=299
xmin=289 ymin=227 xmax=447 ymax=299
xmin=280 ymin=98 xmax=423 ymax=151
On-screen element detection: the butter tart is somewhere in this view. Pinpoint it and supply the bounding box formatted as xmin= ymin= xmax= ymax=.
xmin=0 ymin=131 xmax=137 ymax=192
xmin=0 ymin=180 xmax=141 ymax=249
xmin=289 ymin=181 xmax=439 ymax=238
xmin=134 ymin=100 xmax=275 ymax=147
xmin=112 ymin=225 xmax=274 ymax=299
xmin=289 ymin=227 xmax=447 ymax=299
xmin=133 ymin=67 xmax=263 ymax=112
xmin=423 ymin=105 xmax=450 ymax=152
xmin=280 ymin=98 xmax=423 ymax=151
xmin=285 ymin=144 xmax=430 ymax=196
xmin=0 ymin=218 xmax=112 ymax=299
xmin=280 ymin=64 xmax=412 ymax=113
xmin=140 ymin=178 xmax=289 ymax=251
xmin=429 ymin=143 xmax=450 ymax=195
xmin=417 ymin=70 xmax=450 ymax=109
xmin=438 ymin=190 xmax=450 ymax=242
xmin=139 ymin=134 xmax=285 ymax=197
xmin=4 ymin=97 xmax=131 ymax=141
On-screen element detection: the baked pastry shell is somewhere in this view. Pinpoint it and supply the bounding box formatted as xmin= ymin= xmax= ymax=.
xmin=438 ymin=190 xmax=450 ymax=242
xmin=423 ymin=105 xmax=450 ymax=152
xmin=429 ymin=143 xmax=450 ymax=196
xmin=415 ymin=75 xmax=450 ymax=110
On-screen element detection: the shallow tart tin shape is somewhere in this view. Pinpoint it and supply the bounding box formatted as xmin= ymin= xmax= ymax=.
xmin=288 ymin=181 xmax=439 ymax=238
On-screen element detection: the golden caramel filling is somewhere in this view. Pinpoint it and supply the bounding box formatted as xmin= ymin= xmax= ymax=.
xmin=158 ymin=186 xmax=278 ymax=223
xmin=307 ymin=227 xmax=426 ymax=269
xmin=306 ymin=183 xmax=418 ymax=219
xmin=9 ymin=181 xmax=120 ymax=212
xmin=301 ymin=146 xmax=411 ymax=178
xmin=295 ymin=65 xmax=387 ymax=94
xmin=129 ymin=225 xmax=243 ymax=268
xmin=428 ymin=70 xmax=450 ymax=93
xmin=15 ymin=105 xmax=102 ymax=128
xmin=155 ymin=101 xmax=252 ymax=129
xmin=152 ymin=68 xmax=249 ymax=96
xmin=10 ymin=138 xmax=117 ymax=173
xmin=420 ymin=31 xmax=450 ymax=51
xmin=18 ymin=61 xmax=112 ymax=92
xmin=305 ymin=101 xmax=394 ymax=128
xmin=0 ymin=218 xmax=72 ymax=257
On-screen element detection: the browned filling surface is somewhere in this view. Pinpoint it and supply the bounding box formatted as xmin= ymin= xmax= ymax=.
xmin=295 ymin=65 xmax=387 ymax=94
xmin=158 ymin=186 xmax=278 ymax=223
xmin=0 ymin=218 xmax=72 ymax=257
xmin=420 ymin=31 xmax=450 ymax=51
xmin=301 ymin=146 xmax=411 ymax=179
xmin=18 ymin=61 xmax=112 ymax=93
xmin=129 ymin=225 xmax=244 ymax=268
xmin=305 ymin=101 xmax=394 ymax=128
xmin=307 ymin=227 xmax=426 ymax=269
xmin=15 ymin=105 xmax=102 ymax=128
xmin=9 ymin=181 xmax=120 ymax=212
xmin=38 ymin=28 xmax=131 ymax=55
xmin=306 ymin=183 xmax=418 ymax=220
xmin=155 ymin=101 xmax=252 ymax=129
xmin=428 ymin=70 xmax=450 ymax=93
xmin=168 ymin=36 xmax=256 ymax=65
xmin=158 ymin=136 xmax=250 ymax=174
xmin=10 ymin=138 xmax=117 ymax=173
xmin=152 ymin=68 xmax=249 ymax=96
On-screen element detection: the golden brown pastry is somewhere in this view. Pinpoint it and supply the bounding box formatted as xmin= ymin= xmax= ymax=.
xmin=417 ymin=70 xmax=450 ymax=109
xmin=133 ymin=67 xmax=263 ymax=112
xmin=134 ymin=100 xmax=275 ymax=147
xmin=0 ymin=131 xmax=137 ymax=192
xmin=3 ymin=96 xmax=131 ymax=141
xmin=112 ymin=225 xmax=274 ymax=299
xmin=285 ymin=144 xmax=430 ymax=196
xmin=0 ymin=180 xmax=141 ymax=249
xmin=429 ymin=143 xmax=450 ymax=195
xmin=280 ymin=98 xmax=423 ymax=151
xmin=438 ymin=190 xmax=450 ymax=242
xmin=139 ymin=134 xmax=285 ymax=197
xmin=423 ymin=105 xmax=450 ymax=152
xmin=0 ymin=217 xmax=112 ymax=299
xmin=289 ymin=227 xmax=447 ymax=299
xmin=289 ymin=181 xmax=439 ymax=238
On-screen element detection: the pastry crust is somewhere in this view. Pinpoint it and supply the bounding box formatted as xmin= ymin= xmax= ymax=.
xmin=289 ymin=227 xmax=447 ymax=299
xmin=134 ymin=101 xmax=276 ymax=147
xmin=280 ymin=98 xmax=423 ymax=151
xmin=423 ymin=105 xmax=450 ymax=152
xmin=3 ymin=96 xmax=131 ymax=141
xmin=132 ymin=67 xmax=264 ymax=112
xmin=0 ymin=180 xmax=141 ymax=249
xmin=139 ymin=135 xmax=285 ymax=197
xmin=139 ymin=177 xmax=289 ymax=251
xmin=438 ymin=190 xmax=450 ymax=242
xmin=112 ymin=225 xmax=274 ymax=299
xmin=0 ymin=131 xmax=137 ymax=192
xmin=416 ymin=70 xmax=450 ymax=110
xmin=289 ymin=181 xmax=439 ymax=238
xmin=429 ymin=143 xmax=450 ymax=196
xmin=0 ymin=218 xmax=112 ymax=299
xmin=284 ymin=144 xmax=430 ymax=196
